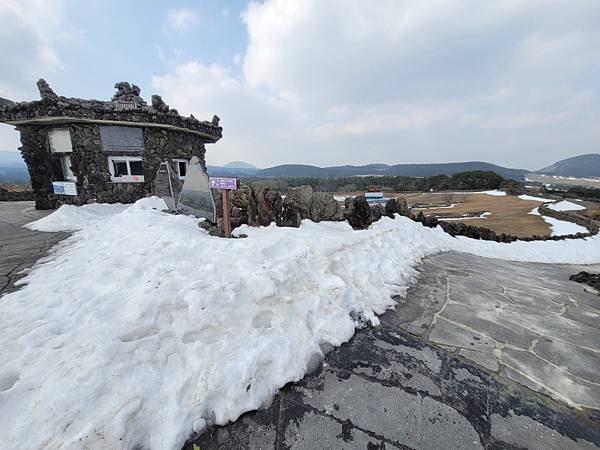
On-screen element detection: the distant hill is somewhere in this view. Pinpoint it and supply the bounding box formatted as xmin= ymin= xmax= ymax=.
xmin=259 ymin=161 xmax=529 ymax=180
xmin=537 ymin=154 xmax=600 ymax=178
xmin=0 ymin=152 xmax=28 ymax=185
xmin=0 ymin=151 xmax=25 ymax=166
xmin=222 ymin=161 xmax=258 ymax=170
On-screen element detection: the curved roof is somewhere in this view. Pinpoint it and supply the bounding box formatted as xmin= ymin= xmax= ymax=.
xmin=0 ymin=80 xmax=222 ymax=143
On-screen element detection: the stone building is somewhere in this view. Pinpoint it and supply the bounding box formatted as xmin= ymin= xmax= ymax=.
xmin=0 ymin=80 xmax=222 ymax=209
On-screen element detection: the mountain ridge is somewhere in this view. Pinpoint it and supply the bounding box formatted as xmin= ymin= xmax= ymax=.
xmin=536 ymin=153 xmax=600 ymax=178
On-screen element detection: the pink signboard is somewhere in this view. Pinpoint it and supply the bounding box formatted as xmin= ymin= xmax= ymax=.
xmin=209 ymin=177 xmax=238 ymax=190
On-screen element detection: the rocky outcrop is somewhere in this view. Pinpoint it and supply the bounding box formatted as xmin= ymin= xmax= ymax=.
xmin=385 ymin=197 xmax=409 ymax=217
xmin=229 ymin=186 xmax=257 ymax=228
xmin=309 ymin=192 xmax=340 ymax=222
xmin=345 ymin=196 xmax=372 ymax=229
xmin=369 ymin=204 xmax=384 ymax=223
xmin=570 ymin=272 xmax=600 ymax=292
xmin=281 ymin=185 xmax=313 ymax=227
xmin=0 ymin=188 xmax=34 ymax=202
xmin=255 ymin=187 xmax=283 ymax=226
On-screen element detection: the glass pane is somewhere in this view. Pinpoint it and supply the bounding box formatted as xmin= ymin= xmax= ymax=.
xmin=178 ymin=161 xmax=187 ymax=177
xmin=129 ymin=160 xmax=144 ymax=176
xmin=113 ymin=161 xmax=129 ymax=177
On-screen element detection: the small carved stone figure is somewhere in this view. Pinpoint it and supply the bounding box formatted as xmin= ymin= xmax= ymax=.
xmin=112 ymin=82 xmax=146 ymax=105
xmin=212 ymin=115 xmax=220 ymax=127
xmin=151 ymin=94 xmax=170 ymax=113
xmin=36 ymin=79 xmax=59 ymax=101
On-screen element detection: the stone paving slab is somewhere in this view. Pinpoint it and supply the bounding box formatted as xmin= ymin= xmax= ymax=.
xmin=0 ymin=201 xmax=69 ymax=296
xmin=189 ymin=252 xmax=600 ymax=449
xmin=400 ymin=252 xmax=600 ymax=413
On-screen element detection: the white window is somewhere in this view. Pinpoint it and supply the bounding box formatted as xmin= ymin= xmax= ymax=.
xmin=49 ymin=129 xmax=73 ymax=153
xmin=173 ymin=159 xmax=189 ymax=179
xmin=107 ymin=156 xmax=145 ymax=182
xmin=60 ymin=156 xmax=76 ymax=181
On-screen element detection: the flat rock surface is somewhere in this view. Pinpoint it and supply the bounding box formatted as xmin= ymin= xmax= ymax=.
xmin=189 ymin=252 xmax=600 ymax=449
xmin=0 ymin=201 xmax=69 ymax=296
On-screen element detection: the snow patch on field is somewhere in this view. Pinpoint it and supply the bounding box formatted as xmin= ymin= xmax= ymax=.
xmin=518 ymin=194 xmax=555 ymax=202
xmin=547 ymin=200 xmax=586 ymax=212
xmin=2 ymin=199 xmax=600 ymax=449
xmin=482 ymin=190 xmax=506 ymax=196
xmin=528 ymin=207 xmax=588 ymax=236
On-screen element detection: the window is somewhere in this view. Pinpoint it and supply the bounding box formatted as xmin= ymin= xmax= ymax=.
xmin=49 ymin=129 xmax=73 ymax=153
xmin=173 ymin=159 xmax=189 ymax=179
xmin=60 ymin=156 xmax=76 ymax=181
xmin=107 ymin=156 xmax=145 ymax=182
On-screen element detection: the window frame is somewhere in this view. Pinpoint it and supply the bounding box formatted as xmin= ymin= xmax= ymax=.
xmin=172 ymin=158 xmax=189 ymax=180
xmin=107 ymin=156 xmax=145 ymax=183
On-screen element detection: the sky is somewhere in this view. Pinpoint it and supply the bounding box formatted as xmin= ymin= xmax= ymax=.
xmin=0 ymin=0 xmax=599 ymax=170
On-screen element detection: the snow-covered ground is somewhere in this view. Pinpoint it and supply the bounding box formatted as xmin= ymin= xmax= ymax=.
xmin=547 ymin=200 xmax=586 ymax=212
xmin=3 ymin=198 xmax=600 ymax=450
xmin=518 ymin=194 xmax=555 ymax=202
xmin=528 ymin=207 xmax=588 ymax=236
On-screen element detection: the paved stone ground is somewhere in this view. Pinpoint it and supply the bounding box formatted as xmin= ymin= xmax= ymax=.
xmin=0 ymin=201 xmax=69 ymax=296
xmin=187 ymin=253 xmax=600 ymax=450
xmin=1 ymin=202 xmax=599 ymax=449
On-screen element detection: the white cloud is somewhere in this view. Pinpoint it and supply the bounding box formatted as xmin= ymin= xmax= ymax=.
xmin=0 ymin=0 xmax=71 ymax=151
xmin=164 ymin=7 xmax=198 ymax=34
xmin=0 ymin=0 xmax=69 ymax=97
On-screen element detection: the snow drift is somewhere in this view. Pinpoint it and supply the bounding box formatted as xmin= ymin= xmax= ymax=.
xmin=2 ymin=198 xmax=600 ymax=449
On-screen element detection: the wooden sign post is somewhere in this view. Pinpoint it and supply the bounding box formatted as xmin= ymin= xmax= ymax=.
xmin=209 ymin=177 xmax=239 ymax=238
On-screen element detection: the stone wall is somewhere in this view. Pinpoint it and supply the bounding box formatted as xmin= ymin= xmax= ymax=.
xmin=411 ymin=206 xmax=598 ymax=242
xmin=18 ymin=123 xmax=207 ymax=209
xmin=211 ymin=185 xmax=597 ymax=243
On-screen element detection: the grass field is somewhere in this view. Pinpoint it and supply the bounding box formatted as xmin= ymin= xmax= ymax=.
xmin=398 ymin=192 xmax=555 ymax=237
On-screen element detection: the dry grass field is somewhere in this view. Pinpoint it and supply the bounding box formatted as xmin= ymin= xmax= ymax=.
xmin=526 ymin=173 xmax=600 ymax=189
xmin=396 ymin=192 xmax=555 ymax=237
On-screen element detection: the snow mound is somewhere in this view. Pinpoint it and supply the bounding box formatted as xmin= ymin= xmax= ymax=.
xmin=547 ymin=200 xmax=586 ymax=212
xmin=518 ymin=194 xmax=554 ymax=202
xmin=26 ymin=202 xmax=129 ymax=232
xmin=482 ymin=190 xmax=506 ymax=196
xmin=2 ymin=199 xmax=600 ymax=449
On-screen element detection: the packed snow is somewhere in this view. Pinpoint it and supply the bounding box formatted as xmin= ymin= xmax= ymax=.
xmin=547 ymin=200 xmax=586 ymax=212
xmin=518 ymin=194 xmax=555 ymax=202
xmin=482 ymin=190 xmax=507 ymax=196
xmin=528 ymin=207 xmax=588 ymax=236
xmin=3 ymin=198 xmax=600 ymax=450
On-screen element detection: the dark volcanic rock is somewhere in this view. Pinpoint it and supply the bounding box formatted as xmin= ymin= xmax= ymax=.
xmin=385 ymin=197 xmax=409 ymax=217
xmin=255 ymin=187 xmax=282 ymax=226
xmin=369 ymin=204 xmax=384 ymax=222
xmin=309 ymin=192 xmax=340 ymax=222
xmin=281 ymin=185 xmax=313 ymax=227
xmin=228 ymin=186 xmax=257 ymax=228
xmin=345 ymin=195 xmax=371 ymax=229
xmin=570 ymin=272 xmax=600 ymax=292
xmin=36 ymin=78 xmax=59 ymax=101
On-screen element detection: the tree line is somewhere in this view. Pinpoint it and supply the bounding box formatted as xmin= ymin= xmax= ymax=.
xmin=243 ymin=170 xmax=508 ymax=192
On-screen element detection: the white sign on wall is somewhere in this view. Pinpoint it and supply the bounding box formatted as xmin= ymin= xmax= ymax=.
xmin=52 ymin=181 xmax=77 ymax=196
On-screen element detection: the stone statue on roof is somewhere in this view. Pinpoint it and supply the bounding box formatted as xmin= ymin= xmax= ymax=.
xmin=112 ymin=82 xmax=146 ymax=105
xmin=36 ymin=79 xmax=59 ymax=101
